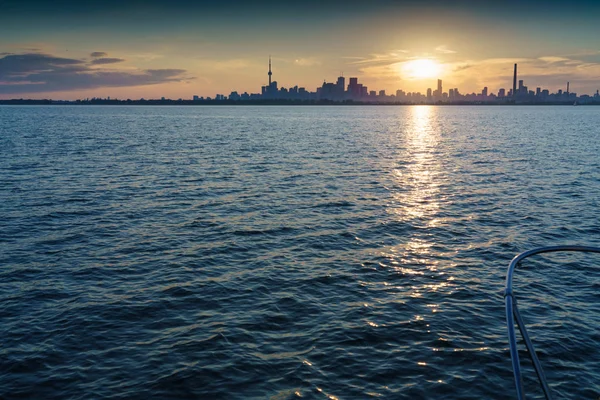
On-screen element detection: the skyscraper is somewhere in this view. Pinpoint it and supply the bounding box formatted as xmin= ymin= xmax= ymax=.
xmin=348 ymin=77 xmax=359 ymax=98
xmin=513 ymin=64 xmax=517 ymax=99
xmin=336 ymin=76 xmax=345 ymax=96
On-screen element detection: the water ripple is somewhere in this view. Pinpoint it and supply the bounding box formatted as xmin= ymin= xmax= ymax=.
xmin=1 ymin=105 xmax=599 ymax=399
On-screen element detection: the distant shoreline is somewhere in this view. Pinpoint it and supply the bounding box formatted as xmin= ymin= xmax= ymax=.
xmin=0 ymin=99 xmax=597 ymax=106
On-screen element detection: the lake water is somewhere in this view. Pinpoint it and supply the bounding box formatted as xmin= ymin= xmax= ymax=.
xmin=1 ymin=105 xmax=599 ymax=399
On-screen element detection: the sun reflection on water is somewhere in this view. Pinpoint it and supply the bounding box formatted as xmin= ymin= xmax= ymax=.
xmin=384 ymin=106 xmax=446 ymax=274
xmin=391 ymin=105 xmax=442 ymax=226
xmin=382 ymin=106 xmax=455 ymax=302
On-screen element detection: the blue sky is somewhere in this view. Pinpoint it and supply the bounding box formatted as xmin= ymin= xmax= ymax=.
xmin=1 ymin=0 xmax=599 ymax=99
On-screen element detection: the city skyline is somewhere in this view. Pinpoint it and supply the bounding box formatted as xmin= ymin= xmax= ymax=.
xmin=4 ymin=60 xmax=597 ymax=105
xmin=209 ymin=59 xmax=597 ymax=104
xmin=2 ymin=0 xmax=600 ymax=100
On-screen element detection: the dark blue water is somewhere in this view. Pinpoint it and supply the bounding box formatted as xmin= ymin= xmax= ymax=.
xmin=1 ymin=105 xmax=599 ymax=399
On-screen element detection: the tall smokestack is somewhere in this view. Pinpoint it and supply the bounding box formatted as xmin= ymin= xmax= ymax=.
xmin=566 ymin=82 xmax=570 ymax=94
xmin=513 ymin=63 xmax=517 ymax=98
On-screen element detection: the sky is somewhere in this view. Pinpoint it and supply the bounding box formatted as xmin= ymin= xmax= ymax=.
xmin=1 ymin=0 xmax=600 ymax=100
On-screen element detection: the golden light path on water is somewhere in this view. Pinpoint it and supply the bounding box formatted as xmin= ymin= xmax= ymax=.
xmin=388 ymin=106 xmax=449 ymax=283
xmin=338 ymin=106 xmax=454 ymax=395
xmin=373 ymin=107 xmax=468 ymax=369
xmin=389 ymin=106 xmax=457 ymax=381
xmin=393 ymin=106 xmax=442 ymax=224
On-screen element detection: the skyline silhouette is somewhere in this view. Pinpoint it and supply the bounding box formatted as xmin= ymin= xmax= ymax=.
xmin=2 ymin=56 xmax=600 ymax=105
xmin=2 ymin=0 xmax=600 ymax=99
xmin=205 ymin=59 xmax=599 ymax=104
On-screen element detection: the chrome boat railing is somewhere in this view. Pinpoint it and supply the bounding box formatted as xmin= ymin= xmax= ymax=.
xmin=504 ymin=245 xmax=600 ymax=400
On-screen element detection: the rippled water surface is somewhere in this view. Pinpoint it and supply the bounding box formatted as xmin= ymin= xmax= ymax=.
xmin=1 ymin=105 xmax=599 ymax=399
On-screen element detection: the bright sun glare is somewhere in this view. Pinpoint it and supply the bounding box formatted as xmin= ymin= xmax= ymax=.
xmin=401 ymin=59 xmax=441 ymax=79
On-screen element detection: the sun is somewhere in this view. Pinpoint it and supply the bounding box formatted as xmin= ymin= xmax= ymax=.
xmin=401 ymin=59 xmax=441 ymax=80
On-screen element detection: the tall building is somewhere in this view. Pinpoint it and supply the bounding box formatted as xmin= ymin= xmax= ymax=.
xmin=348 ymin=77 xmax=360 ymax=98
xmin=513 ymin=64 xmax=517 ymax=98
xmin=437 ymin=79 xmax=442 ymax=95
xmin=336 ymin=76 xmax=345 ymax=97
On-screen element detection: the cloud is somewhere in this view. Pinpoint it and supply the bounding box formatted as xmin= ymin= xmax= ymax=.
xmin=90 ymin=52 xmax=107 ymax=58
xmin=91 ymin=57 xmax=125 ymax=65
xmin=539 ymin=56 xmax=570 ymax=63
xmin=294 ymin=57 xmax=321 ymax=67
xmin=0 ymin=52 xmax=190 ymax=94
xmin=0 ymin=53 xmax=85 ymax=77
xmin=131 ymin=52 xmax=164 ymax=62
xmin=563 ymin=49 xmax=600 ymax=58
xmin=348 ymin=51 xmax=410 ymax=66
xmin=473 ymin=57 xmax=528 ymax=65
xmin=435 ymin=45 xmax=456 ymax=54
xmin=453 ymin=63 xmax=473 ymax=72
xmin=354 ymin=53 xmax=600 ymax=94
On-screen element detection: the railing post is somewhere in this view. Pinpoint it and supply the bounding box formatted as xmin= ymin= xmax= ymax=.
xmin=505 ymin=246 xmax=600 ymax=399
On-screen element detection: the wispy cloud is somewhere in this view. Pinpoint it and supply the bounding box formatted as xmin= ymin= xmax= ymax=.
xmin=294 ymin=57 xmax=321 ymax=67
xmin=538 ymin=56 xmax=570 ymax=63
xmin=90 ymin=52 xmax=107 ymax=58
xmin=435 ymin=45 xmax=456 ymax=54
xmin=90 ymin=57 xmax=125 ymax=65
xmin=562 ymin=49 xmax=600 ymax=57
xmin=128 ymin=53 xmax=157 ymax=61
xmin=0 ymin=52 xmax=190 ymax=94
xmin=453 ymin=63 xmax=473 ymax=72
xmin=348 ymin=50 xmax=410 ymax=65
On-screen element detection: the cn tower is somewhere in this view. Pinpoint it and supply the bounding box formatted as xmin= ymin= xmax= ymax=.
xmin=268 ymin=56 xmax=272 ymax=86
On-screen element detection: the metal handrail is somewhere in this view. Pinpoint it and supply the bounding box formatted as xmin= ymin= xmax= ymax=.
xmin=504 ymin=245 xmax=600 ymax=400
